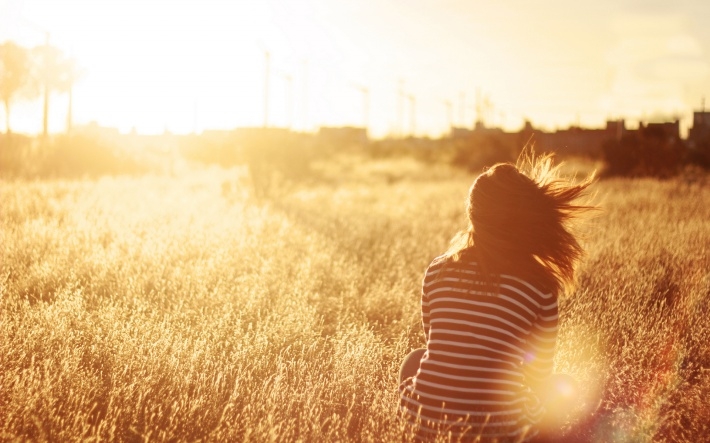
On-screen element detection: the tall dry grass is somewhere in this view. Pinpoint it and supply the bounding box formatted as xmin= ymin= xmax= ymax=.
xmin=1 ymin=160 xmax=708 ymax=442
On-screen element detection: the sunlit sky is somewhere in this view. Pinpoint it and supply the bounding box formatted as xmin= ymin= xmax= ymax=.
xmin=2 ymin=0 xmax=709 ymax=137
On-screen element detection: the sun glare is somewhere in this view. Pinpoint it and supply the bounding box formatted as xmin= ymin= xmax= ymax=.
xmin=1 ymin=0 xmax=709 ymax=136
xmin=4 ymin=0 xmax=353 ymax=134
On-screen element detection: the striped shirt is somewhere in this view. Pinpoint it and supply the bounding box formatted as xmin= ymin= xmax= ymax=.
xmin=400 ymin=255 xmax=558 ymax=442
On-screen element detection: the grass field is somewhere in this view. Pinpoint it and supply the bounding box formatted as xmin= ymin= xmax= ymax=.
xmin=1 ymin=157 xmax=709 ymax=442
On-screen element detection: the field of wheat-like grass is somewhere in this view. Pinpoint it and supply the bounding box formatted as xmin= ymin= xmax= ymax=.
xmin=1 ymin=159 xmax=709 ymax=442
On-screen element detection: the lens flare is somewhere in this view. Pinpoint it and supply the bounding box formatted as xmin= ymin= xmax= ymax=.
xmin=553 ymin=373 xmax=578 ymax=398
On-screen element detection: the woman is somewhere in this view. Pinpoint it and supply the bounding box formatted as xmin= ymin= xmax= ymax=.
xmin=399 ymin=152 xmax=595 ymax=442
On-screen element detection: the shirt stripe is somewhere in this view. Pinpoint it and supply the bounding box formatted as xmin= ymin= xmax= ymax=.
xmin=401 ymin=255 xmax=558 ymax=442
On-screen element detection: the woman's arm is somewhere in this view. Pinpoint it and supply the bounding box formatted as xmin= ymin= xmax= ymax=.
xmin=524 ymin=297 xmax=558 ymax=396
xmin=421 ymin=256 xmax=447 ymax=343
xmin=421 ymin=286 xmax=430 ymax=342
xmin=421 ymin=260 xmax=441 ymax=343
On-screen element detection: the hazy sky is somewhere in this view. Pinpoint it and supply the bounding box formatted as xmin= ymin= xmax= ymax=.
xmin=1 ymin=0 xmax=709 ymax=137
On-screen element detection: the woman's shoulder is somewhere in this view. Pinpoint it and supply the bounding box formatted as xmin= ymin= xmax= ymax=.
xmin=423 ymin=252 xmax=478 ymax=282
xmin=426 ymin=252 xmax=476 ymax=270
xmin=427 ymin=254 xmax=449 ymax=270
xmin=422 ymin=255 xmax=448 ymax=283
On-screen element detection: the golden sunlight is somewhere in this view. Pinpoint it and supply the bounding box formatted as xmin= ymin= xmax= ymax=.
xmin=2 ymin=1 xmax=710 ymax=440
xmin=3 ymin=0 xmax=706 ymax=137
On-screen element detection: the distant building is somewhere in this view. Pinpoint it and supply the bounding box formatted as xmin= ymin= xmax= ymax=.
xmin=450 ymin=126 xmax=474 ymax=139
xmin=200 ymin=127 xmax=296 ymax=144
xmin=688 ymin=110 xmax=710 ymax=148
xmin=452 ymin=119 xmax=628 ymax=157
xmin=200 ymin=129 xmax=235 ymax=141
xmin=536 ymin=120 xmax=625 ymax=156
xmin=451 ymin=122 xmax=522 ymax=149
xmin=642 ymin=120 xmax=680 ymax=142
xmin=605 ymin=119 xmax=626 ymax=140
xmin=317 ymin=126 xmax=369 ymax=146
xmin=74 ymin=121 xmax=120 ymax=139
xmin=692 ymin=109 xmax=710 ymax=126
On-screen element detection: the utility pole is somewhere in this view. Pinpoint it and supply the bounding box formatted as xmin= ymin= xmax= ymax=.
xmin=459 ymin=91 xmax=465 ymax=127
xmin=353 ymin=84 xmax=369 ymax=132
xmin=301 ymin=59 xmax=309 ymax=131
xmin=484 ymin=94 xmax=492 ymax=127
xmin=475 ymin=88 xmax=482 ymax=127
xmin=362 ymin=87 xmax=369 ymax=133
xmin=65 ymin=47 xmax=77 ymax=134
xmin=476 ymin=92 xmax=492 ymax=127
xmin=285 ymin=74 xmax=293 ymax=129
xmin=263 ymin=50 xmax=270 ymax=128
xmin=42 ymin=32 xmax=50 ymax=138
xmin=66 ymin=83 xmax=73 ymax=133
xmin=397 ymin=78 xmax=404 ymax=137
xmin=444 ymin=100 xmax=453 ymax=133
xmin=408 ymin=94 xmax=416 ymax=137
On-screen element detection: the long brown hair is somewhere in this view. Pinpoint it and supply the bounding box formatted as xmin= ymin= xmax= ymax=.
xmin=445 ymin=150 xmax=596 ymax=295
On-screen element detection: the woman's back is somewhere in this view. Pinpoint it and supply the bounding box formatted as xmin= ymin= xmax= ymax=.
xmin=398 ymin=153 xmax=596 ymax=442
xmin=400 ymin=254 xmax=558 ymax=442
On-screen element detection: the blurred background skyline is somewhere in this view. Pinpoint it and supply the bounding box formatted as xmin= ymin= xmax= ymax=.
xmin=1 ymin=0 xmax=709 ymax=138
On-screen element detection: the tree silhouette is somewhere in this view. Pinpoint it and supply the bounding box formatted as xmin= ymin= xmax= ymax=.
xmin=0 ymin=41 xmax=37 ymax=134
xmin=32 ymin=42 xmax=80 ymax=136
